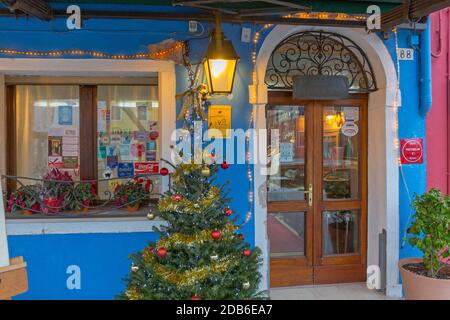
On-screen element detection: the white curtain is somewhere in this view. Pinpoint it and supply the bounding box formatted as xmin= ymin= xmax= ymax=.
xmin=15 ymin=85 xmax=80 ymax=180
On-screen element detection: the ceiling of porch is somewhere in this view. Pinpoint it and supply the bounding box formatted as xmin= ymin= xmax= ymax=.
xmin=0 ymin=0 xmax=449 ymax=30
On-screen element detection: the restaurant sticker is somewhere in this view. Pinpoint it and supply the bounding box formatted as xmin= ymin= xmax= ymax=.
xmin=400 ymin=138 xmax=424 ymax=164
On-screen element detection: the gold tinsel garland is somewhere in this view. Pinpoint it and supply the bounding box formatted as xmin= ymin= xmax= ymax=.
xmin=125 ymin=286 xmax=143 ymax=300
xmin=156 ymin=223 xmax=236 ymax=248
xmin=158 ymin=186 xmax=221 ymax=214
xmin=142 ymin=253 xmax=240 ymax=287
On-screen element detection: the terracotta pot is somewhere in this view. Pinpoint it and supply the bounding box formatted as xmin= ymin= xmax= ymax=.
xmin=22 ymin=210 xmax=34 ymax=216
xmin=399 ymin=258 xmax=450 ymax=300
xmin=127 ymin=203 xmax=141 ymax=213
xmin=75 ymin=207 xmax=89 ymax=214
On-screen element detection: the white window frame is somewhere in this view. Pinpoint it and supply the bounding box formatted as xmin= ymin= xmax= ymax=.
xmin=0 ymin=58 xmax=176 ymax=235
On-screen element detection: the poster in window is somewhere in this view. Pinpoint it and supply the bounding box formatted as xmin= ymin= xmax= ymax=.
xmin=48 ymin=137 xmax=62 ymax=157
xmin=107 ymin=155 xmax=119 ymax=169
xmin=63 ymin=156 xmax=78 ymax=169
xmin=280 ymin=142 xmax=294 ymax=163
xmin=207 ymin=105 xmax=232 ymax=139
xmin=146 ymin=151 xmax=157 ymax=161
xmin=58 ymin=105 xmax=73 ymax=126
xmin=48 ymin=156 xmax=63 ymax=168
xmin=118 ymin=162 xmax=134 ymax=178
xmin=98 ymin=145 xmax=107 ymax=159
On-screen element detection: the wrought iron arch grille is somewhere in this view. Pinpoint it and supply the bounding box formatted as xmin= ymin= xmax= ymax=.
xmin=265 ymin=31 xmax=378 ymax=93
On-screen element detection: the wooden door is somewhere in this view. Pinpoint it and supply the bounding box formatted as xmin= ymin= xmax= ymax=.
xmin=267 ymin=92 xmax=368 ymax=287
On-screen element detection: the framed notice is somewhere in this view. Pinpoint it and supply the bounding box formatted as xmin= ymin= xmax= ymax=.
xmin=207 ymin=105 xmax=232 ymax=139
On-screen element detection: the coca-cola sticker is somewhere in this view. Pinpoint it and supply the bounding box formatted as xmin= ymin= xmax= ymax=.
xmin=134 ymin=162 xmax=159 ymax=174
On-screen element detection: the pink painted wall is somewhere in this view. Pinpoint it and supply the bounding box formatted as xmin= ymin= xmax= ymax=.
xmin=428 ymin=9 xmax=450 ymax=195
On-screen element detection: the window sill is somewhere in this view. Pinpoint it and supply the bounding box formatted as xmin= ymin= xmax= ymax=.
xmin=6 ymin=216 xmax=166 ymax=236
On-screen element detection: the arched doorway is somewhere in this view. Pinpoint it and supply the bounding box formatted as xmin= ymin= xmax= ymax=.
xmin=265 ymin=31 xmax=376 ymax=287
xmin=251 ymin=25 xmax=401 ymax=295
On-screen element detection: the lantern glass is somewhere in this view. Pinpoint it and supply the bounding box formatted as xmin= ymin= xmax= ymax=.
xmin=204 ymin=58 xmax=237 ymax=95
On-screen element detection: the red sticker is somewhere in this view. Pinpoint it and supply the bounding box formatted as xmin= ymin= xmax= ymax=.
xmin=134 ymin=162 xmax=159 ymax=174
xmin=400 ymin=138 xmax=424 ymax=164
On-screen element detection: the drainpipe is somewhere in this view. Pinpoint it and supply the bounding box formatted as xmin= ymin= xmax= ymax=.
xmin=419 ymin=18 xmax=433 ymax=117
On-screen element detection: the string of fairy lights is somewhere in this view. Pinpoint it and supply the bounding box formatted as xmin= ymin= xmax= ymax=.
xmin=0 ymin=42 xmax=185 ymax=59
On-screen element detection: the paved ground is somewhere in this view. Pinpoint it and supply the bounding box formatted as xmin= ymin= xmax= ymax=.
xmin=270 ymin=283 xmax=396 ymax=300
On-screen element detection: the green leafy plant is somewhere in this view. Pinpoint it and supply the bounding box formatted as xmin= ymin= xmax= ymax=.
xmin=114 ymin=177 xmax=152 ymax=208
xmin=7 ymin=185 xmax=41 ymax=213
xmin=72 ymin=182 xmax=97 ymax=210
xmin=407 ymin=189 xmax=450 ymax=278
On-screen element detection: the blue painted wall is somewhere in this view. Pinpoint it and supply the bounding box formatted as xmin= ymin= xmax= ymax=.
xmin=9 ymin=232 xmax=158 ymax=299
xmin=3 ymin=3 xmax=429 ymax=299
xmin=382 ymin=30 xmax=428 ymax=260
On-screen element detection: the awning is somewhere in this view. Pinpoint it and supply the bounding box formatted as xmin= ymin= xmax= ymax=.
xmin=1 ymin=0 xmax=449 ymax=29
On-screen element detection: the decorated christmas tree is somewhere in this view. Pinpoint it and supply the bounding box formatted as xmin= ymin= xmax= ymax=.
xmin=120 ymin=162 xmax=262 ymax=300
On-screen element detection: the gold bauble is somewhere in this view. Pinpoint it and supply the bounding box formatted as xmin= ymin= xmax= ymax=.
xmin=201 ymin=167 xmax=211 ymax=177
xmin=147 ymin=212 xmax=156 ymax=220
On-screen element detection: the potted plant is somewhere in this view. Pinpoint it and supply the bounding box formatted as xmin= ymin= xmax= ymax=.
xmin=400 ymin=189 xmax=450 ymax=300
xmin=6 ymin=185 xmax=41 ymax=216
xmin=72 ymin=182 xmax=97 ymax=213
xmin=42 ymin=169 xmax=74 ymax=213
xmin=114 ymin=177 xmax=152 ymax=212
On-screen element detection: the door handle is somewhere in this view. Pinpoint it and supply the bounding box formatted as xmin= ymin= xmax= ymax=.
xmin=304 ymin=183 xmax=313 ymax=207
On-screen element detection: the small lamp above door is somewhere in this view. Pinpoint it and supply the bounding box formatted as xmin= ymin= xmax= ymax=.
xmin=203 ymin=13 xmax=239 ymax=95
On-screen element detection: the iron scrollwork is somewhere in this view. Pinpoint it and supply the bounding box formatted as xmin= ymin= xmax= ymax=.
xmin=265 ymin=31 xmax=378 ymax=93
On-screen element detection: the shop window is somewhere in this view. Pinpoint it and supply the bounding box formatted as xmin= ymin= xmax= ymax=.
xmin=5 ymin=80 xmax=160 ymax=218
xmin=97 ymin=85 xmax=160 ymax=200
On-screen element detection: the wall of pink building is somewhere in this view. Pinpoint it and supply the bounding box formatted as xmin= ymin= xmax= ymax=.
xmin=428 ymin=10 xmax=450 ymax=194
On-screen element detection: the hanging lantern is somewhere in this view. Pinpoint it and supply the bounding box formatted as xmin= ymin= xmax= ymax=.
xmin=203 ymin=13 xmax=239 ymax=95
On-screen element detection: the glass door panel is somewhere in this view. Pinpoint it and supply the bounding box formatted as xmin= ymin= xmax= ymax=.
xmin=268 ymin=212 xmax=306 ymax=258
xmin=322 ymin=106 xmax=360 ymax=200
xmin=322 ymin=210 xmax=360 ymax=256
xmin=267 ymin=106 xmax=306 ymax=202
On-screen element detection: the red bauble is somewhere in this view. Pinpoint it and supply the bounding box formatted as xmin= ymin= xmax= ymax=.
xmin=224 ymin=208 xmax=233 ymax=216
xmin=191 ymin=296 xmax=202 ymax=300
xmin=157 ymin=247 xmax=167 ymax=258
xmin=221 ymin=161 xmax=230 ymax=170
xmin=211 ymin=230 xmax=221 ymax=240
xmin=160 ymin=167 xmax=169 ymax=176
xmin=173 ymin=194 xmax=182 ymax=202
xmin=243 ymin=248 xmax=251 ymax=257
